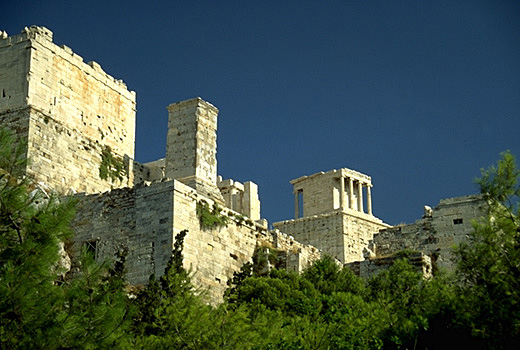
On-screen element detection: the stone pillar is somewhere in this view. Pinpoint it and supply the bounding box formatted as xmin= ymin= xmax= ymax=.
xmin=165 ymin=97 xmax=223 ymax=203
xmin=367 ymin=185 xmax=373 ymax=215
xmin=244 ymin=181 xmax=260 ymax=221
xmin=357 ymin=181 xmax=364 ymax=213
xmin=339 ymin=176 xmax=345 ymax=210
xmin=294 ymin=191 xmax=299 ymax=219
xmin=348 ymin=177 xmax=355 ymax=209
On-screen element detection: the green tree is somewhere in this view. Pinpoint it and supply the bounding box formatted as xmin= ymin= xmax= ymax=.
xmin=0 ymin=127 xmax=133 ymax=349
xmin=455 ymin=151 xmax=520 ymax=349
xmin=226 ymin=256 xmax=387 ymax=349
xmin=58 ymin=249 xmax=134 ymax=349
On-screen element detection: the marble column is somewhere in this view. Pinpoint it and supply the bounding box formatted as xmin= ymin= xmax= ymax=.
xmin=357 ymin=181 xmax=364 ymax=213
xmin=348 ymin=177 xmax=355 ymax=209
xmin=367 ymin=185 xmax=372 ymax=215
xmin=339 ymin=176 xmax=345 ymax=210
xmin=294 ymin=191 xmax=299 ymax=219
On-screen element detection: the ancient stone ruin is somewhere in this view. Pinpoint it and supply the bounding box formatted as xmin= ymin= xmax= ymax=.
xmin=0 ymin=26 xmax=486 ymax=301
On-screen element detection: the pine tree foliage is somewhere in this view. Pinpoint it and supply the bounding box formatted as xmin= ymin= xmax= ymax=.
xmin=455 ymin=151 xmax=520 ymax=348
xmin=0 ymin=127 xmax=133 ymax=349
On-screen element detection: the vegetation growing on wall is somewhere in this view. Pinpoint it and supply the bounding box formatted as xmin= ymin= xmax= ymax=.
xmin=252 ymin=245 xmax=284 ymax=275
xmin=196 ymin=201 xmax=228 ymax=229
xmin=99 ymin=145 xmax=126 ymax=182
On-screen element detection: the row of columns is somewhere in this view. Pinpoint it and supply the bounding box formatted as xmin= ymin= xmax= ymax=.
xmin=339 ymin=176 xmax=372 ymax=215
xmin=293 ymin=176 xmax=373 ymax=220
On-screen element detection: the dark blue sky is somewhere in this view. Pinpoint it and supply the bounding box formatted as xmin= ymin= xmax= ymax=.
xmin=3 ymin=1 xmax=520 ymax=225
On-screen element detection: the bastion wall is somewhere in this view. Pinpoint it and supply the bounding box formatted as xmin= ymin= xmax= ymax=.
xmin=72 ymin=178 xmax=320 ymax=302
xmin=366 ymin=195 xmax=485 ymax=271
xmin=0 ymin=26 xmax=136 ymax=194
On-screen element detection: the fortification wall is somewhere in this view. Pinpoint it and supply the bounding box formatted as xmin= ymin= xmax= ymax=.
xmin=369 ymin=195 xmax=485 ymax=270
xmin=72 ymin=182 xmax=175 ymax=285
xmin=72 ymin=179 xmax=320 ymax=302
xmin=274 ymin=210 xmax=388 ymax=263
xmin=0 ymin=26 xmax=136 ymax=194
xmin=342 ymin=212 xmax=390 ymax=263
xmin=0 ymin=29 xmax=30 ymax=110
xmin=269 ymin=229 xmax=322 ymax=273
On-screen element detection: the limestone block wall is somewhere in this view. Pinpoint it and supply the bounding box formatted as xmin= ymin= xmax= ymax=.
xmin=0 ymin=26 xmax=136 ymax=194
xmin=0 ymin=29 xmax=31 ymax=110
xmin=165 ymin=98 xmax=223 ymax=203
xmin=269 ymin=229 xmax=322 ymax=273
xmin=26 ymin=107 xmax=135 ymax=193
xmin=72 ymin=187 xmax=138 ymax=277
xmin=142 ymin=158 xmax=166 ymax=181
xmin=369 ymin=195 xmax=485 ymax=270
xmin=71 ymin=182 xmax=175 ymax=285
xmin=273 ymin=212 xmax=346 ymax=262
xmin=170 ymin=180 xmax=269 ymax=301
xmin=71 ymin=178 xmax=317 ymax=302
xmin=342 ymin=212 xmax=390 ymax=263
xmin=134 ymin=181 xmax=176 ymax=282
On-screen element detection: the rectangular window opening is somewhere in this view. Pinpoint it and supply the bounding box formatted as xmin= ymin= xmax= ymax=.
xmin=453 ymin=218 xmax=463 ymax=225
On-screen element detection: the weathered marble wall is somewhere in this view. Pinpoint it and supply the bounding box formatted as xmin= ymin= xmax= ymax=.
xmin=273 ymin=210 xmax=388 ymax=263
xmin=368 ymin=195 xmax=485 ymax=270
xmin=72 ymin=179 xmax=320 ymax=302
xmin=0 ymin=26 xmax=136 ymax=194
xmin=165 ymin=98 xmax=223 ymax=202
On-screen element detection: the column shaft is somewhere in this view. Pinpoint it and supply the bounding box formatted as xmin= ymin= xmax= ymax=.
xmin=339 ymin=177 xmax=345 ymax=210
xmin=357 ymin=181 xmax=364 ymax=213
xmin=367 ymin=185 xmax=372 ymax=215
xmin=348 ymin=177 xmax=355 ymax=209
xmin=294 ymin=192 xmax=299 ymax=219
